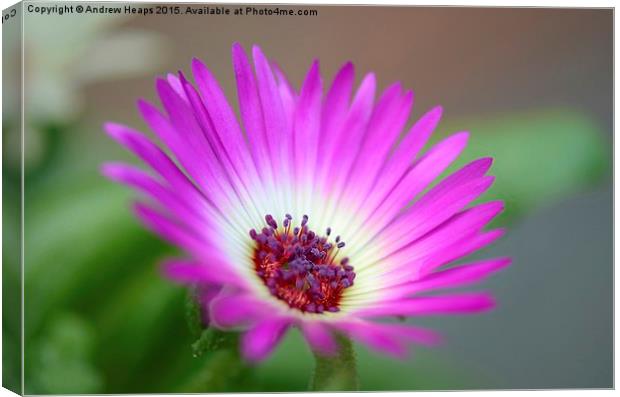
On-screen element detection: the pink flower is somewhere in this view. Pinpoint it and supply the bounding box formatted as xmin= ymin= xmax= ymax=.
xmin=102 ymin=43 xmax=510 ymax=362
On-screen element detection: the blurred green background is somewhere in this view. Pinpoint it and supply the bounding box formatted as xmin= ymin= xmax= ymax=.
xmin=2 ymin=4 xmax=613 ymax=393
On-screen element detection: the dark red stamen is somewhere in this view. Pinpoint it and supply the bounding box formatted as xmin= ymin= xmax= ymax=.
xmin=250 ymin=214 xmax=355 ymax=313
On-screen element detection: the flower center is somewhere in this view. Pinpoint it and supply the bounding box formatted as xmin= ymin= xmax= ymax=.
xmin=250 ymin=214 xmax=355 ymax=313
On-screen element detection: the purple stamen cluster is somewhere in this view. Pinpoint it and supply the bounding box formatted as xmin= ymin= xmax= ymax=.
xmin=250 ymin=214 xmax=356 ymax=313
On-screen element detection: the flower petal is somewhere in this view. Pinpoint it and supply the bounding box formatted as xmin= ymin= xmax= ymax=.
xmin=379 ymin=174 xmax=495 ymax=254
xmin=101 ymin=163 xmax=211 ymax=237
xmin=356 ymin=201 xmax=504 ymax=281
xmin=357 ymin=293 xmax=496 ymax=317
xmin=330 ymin=320 xmax=407 ymax=358
xmin=241 ymin=317 xmax=291 ymax=362
xmin=132 ymin=202 xmax=211 ymax=257
xmin=343 ymin=84 xmax=414 ymax=204
xmin=190 ymin=57 xmax=262 ymax=201
xmin=162 ymin=259 xmax=248 ymax=288
xmin=300 ymin=321 xmax=338 ymax=356
xmin=320 ymin=62 xmax=354 ymax=147
xmin=370 ymin=257 xmax=511 ymax=301
xmin=232 ymin=42 xmax=275 ymax=186
xmin=293 ymin=60 xmax=322 ymax=187
xmin=252 ymin=45 xmax=291 ymax=197
xmin=411 ymin=257 xmax=512 ymax=293
xmin=271 ymin=61 xmax=297 ymax=131
xmin=322 ymin=72 xmax=376 ymax=197
xmin=345 ymin=131 xmax=469 ymax=254
xmin=103 ymin=122 xmax=198 ymax=198
xmin=209 ymin=292 xmax=272 ymax=329
xmin=383 ymin=105 xmax=444 ymax=179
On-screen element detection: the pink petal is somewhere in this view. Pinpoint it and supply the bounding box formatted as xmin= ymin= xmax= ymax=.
xmin=209 ymin=292 xmax=271 ymax=329
xmin=318 ymin=72 xmax=376 ymax=197
xmin=101 ymin=163 xmax=209 ymax=237
xmin=320 ymin=62 xmax=355 ymax=148
xmin=293 ymin=60 xmax=322 ymax=184
xmin=358 ymin=293 xmax=496 ymax=317
xmin=102 ymin=122 xmax=199 ymax=200
xmin=155 ymin=77 xmax=215 ymax=170
xmin=336 ymin=320 xmax=442 ymax=347
xmin=132 ymin=202 xmax=208 ymax=257
xmin=383 ymin=257 xmax=512 ymax=299
xmin=331 ymin=320 xmax=407 ymax=358
xmin=300 ymin=321 xmax=338 ymax=356
xmin=136 ymin=99 xmax=229 ymax=207
xmin=415 ymin=229 xmax=506 ymax=280
xmin=415 ymin=257 xmax=511 ymax=291
xmin=162 ymin=259 xmax=247 ymax=288
xmin=190 ymin=58 xmax=261 ymax=195
xmin=379 ymin=175 xmax=495 ymax=254
xmin=343 ymin=85 xmax=414 ymax=203
xmin=176 ymin=71 xmax=263 ymax=225
xmin=241 ymin=317 xmax=291 ymax=362
xmin=166 ymin=73 xmax=189 ymax=103
xmin=374 ymin=202 xmax=505 ymax=279
xmin=252 ymin=45 xmax=291 ymax=184
xmin=363 ymin=131 xmax=470 ymax=231
xmin=369 ymin=322 xmax=443 ymax=347
xmin=231 ymin=43 xmax=274 ymax=185
xmin=368 ymin=105 xmax=443 ymax=201
xmin=271 ymin=61 xmax=297 ymax=131
xmin=423 ymin=157 xmax=494 ymax=199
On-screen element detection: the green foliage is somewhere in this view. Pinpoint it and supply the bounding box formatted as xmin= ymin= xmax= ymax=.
xmin=27 ymin=314 xmax=103 ymax=394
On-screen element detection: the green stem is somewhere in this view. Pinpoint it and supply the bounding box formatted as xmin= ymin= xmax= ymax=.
xmin=183 ymin=329 xmax=252 ymax=392
xmin=309 ymin=335 xmax=359 ymax=391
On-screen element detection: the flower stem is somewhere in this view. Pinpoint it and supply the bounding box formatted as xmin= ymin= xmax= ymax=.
xmin=309 ymin=335 xmax=359 ymax=391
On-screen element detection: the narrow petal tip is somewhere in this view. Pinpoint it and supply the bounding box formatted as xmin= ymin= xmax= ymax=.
xmin=99 ymin=162 xmax=124 ymax=180
xmin=191 ymin=57 xmax=210 ymax=77
xmin=231 ymin=41 xmax=247 ymax=59
xmin=477 ymin=156 xmax=494 ymax=170
xmin=102 ymin=121 xmax=123 ymax=137
xmin=465 ymin=294 xmax=496 ymax=313
xmin=155 ymin=77 xmax=170 ymax=92
xmin=160 ymin=260 xmax=197 ymax=284
xmin=495 ymin=257 xmax=513 ymax=269
xmin=341 ymin=60 xmax=354 ymax=72
xmin=251 ymin=43 xmax=266 ymax=61
xmin=454 ymin=130 xmax=470 ymax=141
xmin=480 ymin=175 xmax=496 ymax=189
xmin=404 ymin=89 xmax=415 ymax=103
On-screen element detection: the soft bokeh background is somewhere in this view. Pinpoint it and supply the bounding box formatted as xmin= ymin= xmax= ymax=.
xmin=3 ymin=3 xmax=613 ymax=393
